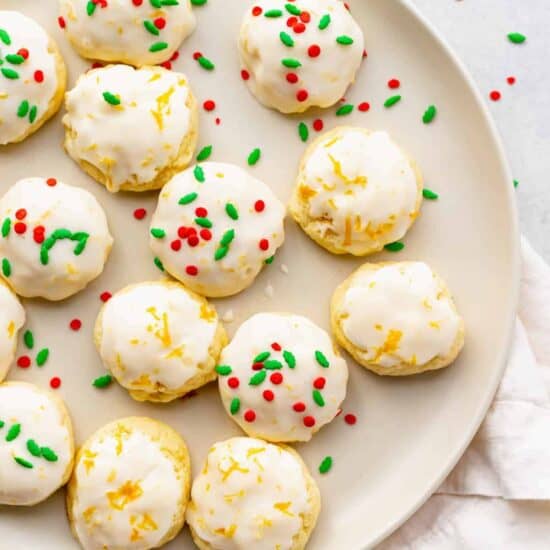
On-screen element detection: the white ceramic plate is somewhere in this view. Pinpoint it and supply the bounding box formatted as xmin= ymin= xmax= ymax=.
xmin=0 ymin=1 xmax=519 ymax=548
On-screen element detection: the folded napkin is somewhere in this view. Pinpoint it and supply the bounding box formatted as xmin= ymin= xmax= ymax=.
xmin=380 ymin=238 xmax=550 ymax=549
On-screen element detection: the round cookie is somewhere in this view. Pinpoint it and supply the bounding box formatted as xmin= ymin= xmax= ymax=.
xmin=149 ymin=162 xmax=286 ymax=298
xmin=186 ymin=437 xmax=320 ymax=550
xmin=58 ymin=0 xmax=196 ymax=67
xmin=331 ymin=261 xmax=465 ymax=376
xmin=94 ymin=281 xmax=227 ymax=403
xmin=67 ymin=417 xmax=190 ymax=549
xmin=0 ymin=176 xmax=113 ymax=301
xmin=63 ymin=64 xmax=198 ymax=193
xmin=0 ymin=11 xmax=66 ymax=145
xmin=217 ymin=312 xmax=348 ymax=442
xmin=239 ymin=0 xmax=364 ymax=114
xmin=0 ymin=281 xmax=25 ymax=382
xmin=290 ymin=127 xmax=423 ymax=256
xmin=0 ymin=382 xmax=74 ymax=506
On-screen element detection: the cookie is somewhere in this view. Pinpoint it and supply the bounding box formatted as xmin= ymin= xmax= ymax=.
xmin=67 ymin=417 xmax=190 ymax=549
xmin=186 ymin=437 xmax=320 ymax=550
xmin=331 ymin=261 xmax=465 ymax=376
xmin=0 ymin=281 xmax=25 ymax=382
xmin=0 ymin=11 xmax=66 ymax=145
xmin=58 ymin=0 xmax=196 ymax=67
xmin=290 ymin=127 xmax=423 ymax=255
xmin=0 ymin=382 xmax=74 ymax=506
xmin=94 ymin=281 xmax=227 ymax=403
xmin=0 ymin=176 xmax=113 ymax=301
xmin=238 ymin=0 xmax=364 ymax=113
xmin=217 ymin=312 xmax=348 ymax=442
xmin=149 ymin=162 xmax=286 ymax=298
xmin=63 ymin=64 xmax=198 ymax=192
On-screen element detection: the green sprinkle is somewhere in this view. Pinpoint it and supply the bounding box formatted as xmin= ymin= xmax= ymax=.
xmin=280 ymin=32 xmax=294 ymax=47
xmin=72 ymin=232 xmax=89 ymax=256
xmin=52 ymin=228 xmax=71 ymax=240
xmin=190 ymin=0 xmax=207 ymax=5
xmin=0 ymin=420 xmax=4 ymax=428
xmin=264 ymin=9 xmax=283 ymax=17
xmin=248 ymin=148 xmax=261 ymax=166
xmin=43 ymin=236 xmax=56 ymax=251
xmin=214 ymin=246 xmax=229 ymax=261
xmin=319 ymin=14 xmax=331 ymax=30
xmin=220 ymin=229 xmax=235 ymax=246
xmin=144 ymin=20 xmax=160 ymax=36
xmin=2 ymin=258 xmax=11 ymax=277
xmin=86 ymin=1 xmax=97 ymax=16
xmin=161 ymin=0 xmax=180 ymax=4
xmin=6 ymin=423 xmax=21 ymax=442
xmin=254 ymin=351 xmax=271 ymax=363
xmin=282 ymin=58 xmax=301 ymax=68
xmin=92 ymin=374 xmax=113 ymax=388
xmin=36 ymin=348 xmax=49 ymax=367
xmin=149 ymin=41 xmax=169 ymax=53
xmin=264 ymin=360 xmax=283 ymax=370
xmin=230 ymin=397 xmax=240 ymax=415
xmin=40 ymin=447 xmax=58 ymax=462
xmin=513 ymin=179 xmax=519 ymax=188
xmin=249 ymin=370 xmax=267 ymax=386
xmin=102 ymin=91 xmax=121 ymax=106
xmin=150 ymin=228 xmax=166 ymax=239
xmin=197 ymin=56 xmax=215 ymax=70
xmin=179 ymin=192 xmax=198 ymax=205
xmin=0 ymin=29 xmax=11 ymax=46
xmin=508 ymin=32 xmax=526 ymax=44
xmin=285 ymin=3 xmax=301 ymax=15
xmin=384 ymin=241 xmax=405 ymax=252
xmin=150 ymin=0 xmax=162 ymax=6
xmin=215 ymin=365 xmax=232 ymax=376
xmin=1 ymin=68 xmax=19 ymax=80
xmin=336 ymin=35 xmax=354 ymax=45
xmin=154 ymin=256 xmax=165 ymax=272
xmin=26 ymin=439 xmax=41 ymax=457
xmin=384 ymin=95 xmax=402 ymax=108
xmin=336 ymin=104 xmax=354 ymax=116
xmin=422 ymin=188 xmax=439 ymax=200
xmin=195 ymin=217 xmax=212 ymax=228
xmin=194 ymin=165 xmax=205 ymax=182
xmin=29 ymin=105 xmax=37 ymax=124
xmin=14 ymin=456 xmax=33 ymax=469
xmin=225 ymin=203 xmax=239 ymax=220
xmin=422 ymin=105 xmax=437 ymax=124
xmin=283 ymin=350 xmax=296 ymax=368
xmin=265 ymin=255 xmax=274 ymax=264
xmin=23 ymin=330 xmax=34 ymax=350
xmin=315 ymin=350 xmax=329 ymax=368
xmin=313 ymin=390 xmax=325 ymax=407
xmin=197 ymin=145 xmax=212 ymax=161
xmin=1 ymin=218 xmax=11 ymax=237
xmin=298 ymin=122 xmax=309 ymax=142
xmin=6 ymin=54 xmax=25 ymax=65
xmin=319 ymin=455 xmax=333 ymax=474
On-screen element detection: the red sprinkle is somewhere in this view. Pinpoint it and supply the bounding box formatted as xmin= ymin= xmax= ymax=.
xmin=203 ymin=100 xmax=216 ymax=112
xmin=271 ymin=342 xmax=281 ymax=351
xmin=170 ymin=239 xmax=182 ymax=251
xmin=252 ymin=362 xmax=264 ymax=370
xmin=358 ymin=101 xmax=370 ymax=112
xmin=33 ymin=226 xmax=45 ymax=244
xmin=91 ymin=62 xmax=104 ymax=69
xmin=215 ymin=117 xmax=221 ymax=125
xmin=58 ymin=16 xmax=66 ymax=29
xmin=270 ymin=372 xmax=283 ymax=385
xmin=344 ymin=413 xmax=357 ymax=425
xmin=34 ymin=70 xmax=44 ymax=83
xmin=46 ymin=178 xmax=57 ymax=187
xmin=15 ymin=208 xmax=27 ymax=220
xmin=178 ymin=226 xmax=190 ymax=239
xmin=263 ymin=389 xmax=274 ymax=401
xmin=507 ymin=76 xmax=516 ymax=85
xmin=195 ymin=207 xmax=208 ymax=218
xmin=244 ymin=410 xmax=256 ymax=422
xmin=154 ymin=17 xmax=166 ymax=29
xmin=300 ymin=11 xmax=311 ymax=23
xmin=14 ymin=222 xmax=26 ymax=235
xmin=252 ymin=5 xmax=263 ymax=16
xmin=293 ymin=22 xmax=306 ymax=33
xmin=313 ymin=377 xmax=326 ymax=389
xmin=241 ymin=69 xmax=250 ymax=81
xmin=308 ymin=44 xmax=321 ymax=58
xmin=69 ymin=319 xmax=82 ymax=331
xmin=50 ymin=377 xmax=61 ymax=389
xmin=313 ymin=119 xmax=324 ymax=132
xmin=193 ymin=51 xmax=203 ymax=60
xmin=490 ymin=90 xmax=501 ymax=101
xmin=259 ymin=238 xmax=269 ymax=251
xmin=200 ymin=228 xmax=212 ymax=241
xmin=293 ymin=402 xmax=306 ymax=412
xmin=132 ymin=0 xmax=143 ymax=5
xmin=160 ymin=61 xmax=172 ymax=70
xmin=17 ymin=48 xmax=29 ymax=60
xmin=188 ymin=235 xmax=199 ymax=247
xmin=170 ymin=51 xmax=180 ymax=62
xmin=296 ymin=89 xmax=308 ymax=102
xmin=254 ymin=200 xmax=265 ymax=213
xmin=287 ymin=16 xmax=298 ymax=28
xmin=286 ymin=72 xmax=299 ymax=84
xmin=186 ymin=265 xmax=199 ymax=276
xmin=303 ymin=415 xmax=316 ymax=427
xmin=133 ymin=208 xmax=147 ymax=220
xmin=17 ymin=356 xmax=31 ymax=369
xmin=388 ymin=78 xmax=400 ymax=89
xmin=228 ymin=377 xmax=240 ymax=389
xmin=100 ymin=291 xmax=112 ymax=302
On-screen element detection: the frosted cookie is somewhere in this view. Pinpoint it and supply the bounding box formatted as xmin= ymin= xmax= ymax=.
xmin=149 ymin=162 xmax=286 ymax=298
xmin=187 ymin=437 xmax=320 ymax=550
xmin=0 ymin=11 xmax=66 ymax=145
xmin=58 ymin=0 xmax=196 ymax=67
xmin=331 ymin=262 xmax=465 ymax=376
xmin=94 ymin=281 xmax=227 ymax=403
xmin=67 ymin=417 xmax=190 ymax=549
xmin=0 ymin=176 xmax=113 ymax=301
xmin=63 ymin=64 xmax=198 ymax=193
xmin=218 ymin=312 xmax=348 ymax=442
xmin=239 ymin=0 xmax=364 ymax=114
xmin=290 ymin=127 xmax=423 ymax=256
xmin=0 ymin=281 xmax=25 ymax=382
xmin=0 ymin=382 xmax=74 ymax=506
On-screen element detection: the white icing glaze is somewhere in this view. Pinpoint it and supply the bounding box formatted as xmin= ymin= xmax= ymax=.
xmin=218 ymin=312 xmax=348 ymax=442
xmin=59 ymin=0 xmax=195 ymax=66
xmin=340 ymin=262 xmax=462 ymax=368
xmin=293 ymin=128 xmax=421 ymax=255
xmin=0 ymin=283 xmax=25 ymax=382
xmin=0 ymin=382 xmax=74 ymax=506
xmin=0 ymin=11 xmax=63 ymax=145
xmin=96 ymin=281 xmax=221 ymax=401
xmin=239 ymin=0 xmax=364 ymax=113
xmin=64 ymin=64 xmax=196 ymax=192
xmin=0 ymin=177 xmax=113 ymax=301
xmin=70 ymin=420 xmax=186 ymax=549
xmin=187 ymin=437 xmax=316 ymax=550
xmin=149 ymin=162 xmax=286 ymax=298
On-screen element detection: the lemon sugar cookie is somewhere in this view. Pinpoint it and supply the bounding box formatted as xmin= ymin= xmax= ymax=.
xmin=186 ymin=437 xmax=320 ymax=550
xmin=331 ymin=261 xmax=465 ymax=376
xmin=0 ymin=281 xmax=25 ymax=382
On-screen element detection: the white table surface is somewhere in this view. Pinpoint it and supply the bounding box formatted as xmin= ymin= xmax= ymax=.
xmin=414 ymin=0 xmax=550 ymax=260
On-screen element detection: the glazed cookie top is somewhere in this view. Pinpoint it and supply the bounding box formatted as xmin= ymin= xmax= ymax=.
xmin=63 ymin=65 xmax=196 ymax=192
xmin=96 ymin=281 xmax=222 ymax=400
xmin=58 ymin=0 xmax=196 ymax=66
xmin=218 ymin=312 xmax=348 ymax=442
xmin=149 ymin=162 xmax=286 ymax=298
xmin=0 ymin=282 xmax=25 ymax=382
xmin=69 ymin=418 xmax=188 ymax=549
xmin=0 ymin=11 xmax=64 ymax=145
xmin=291 ymin=127 xmax=421 ymax=255
xmin=0 ymin=177 xmax=113 ymax=301
xmin=239 ymin=0 xmax=364 ymax=113
xmin=337 ymin=262 xmax=462 ymax=368
xmin=0 ymin=382 xmax=74 ymax=506
xmin=187 ymin=437 xmax=317 ymax=550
